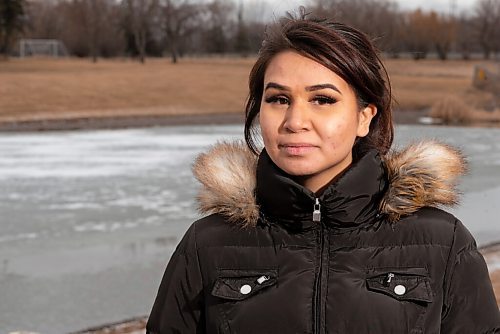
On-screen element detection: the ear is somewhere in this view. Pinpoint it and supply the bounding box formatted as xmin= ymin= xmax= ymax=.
xmin=357 ymin=104 xmax=377 ymax=137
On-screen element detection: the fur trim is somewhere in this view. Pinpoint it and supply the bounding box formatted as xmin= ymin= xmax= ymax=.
xmin=380 ymin=140 xmax=467 ymax=223
xmin=192 ymin=140 xmax=467 ymax=227
xmin=192 ymin=140 xmax=259 ymax=228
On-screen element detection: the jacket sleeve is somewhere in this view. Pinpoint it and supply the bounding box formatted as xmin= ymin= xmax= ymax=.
xmin=146 ymin=222 xmax=205 ymax=334
xmin=441 ymin=219 xmax=500 ymax=333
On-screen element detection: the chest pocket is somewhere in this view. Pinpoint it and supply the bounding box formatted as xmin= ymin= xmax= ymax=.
xmin=211 ymin=268 xmax=278 ymax=301
xmin=209 ymin=268 xmax=279 ymax=334
xmin=365 ymin=266 xmax=433 ymax=304
xmin=365 ymin=266 xmax=434 ymax=334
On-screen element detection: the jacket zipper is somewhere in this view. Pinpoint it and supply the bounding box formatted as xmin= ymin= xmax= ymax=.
xmin=313 ymin=198 xmax=321 ymax=222
xmin=313 ymin=198 xmax=324 ymax=334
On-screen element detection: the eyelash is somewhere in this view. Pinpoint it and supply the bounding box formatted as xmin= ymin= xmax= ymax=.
xmin=314 ymin=96 xmax=336 ymax=105
xmin=264 ymin=95 xmax=337 ymax=106
xmin=265 ymin=96 xmax=289 ymax=105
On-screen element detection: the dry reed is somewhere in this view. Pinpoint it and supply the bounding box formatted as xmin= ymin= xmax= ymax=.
xmin=429 ymin=96 xmax=473 ymax=124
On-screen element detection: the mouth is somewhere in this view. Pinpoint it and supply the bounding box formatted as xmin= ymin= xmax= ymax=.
xmin=278 ymin=143 xmax=318 ymax=155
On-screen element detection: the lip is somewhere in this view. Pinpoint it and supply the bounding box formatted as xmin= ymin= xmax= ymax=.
xmin=278 ymin=143 xmax=318 ymax=155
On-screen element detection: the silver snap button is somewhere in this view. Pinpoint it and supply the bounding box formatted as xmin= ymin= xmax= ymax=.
xmin=394 ymin=284 xmax=406 ymax=295
xmin=240 ymin=284 xmax=252 ymax=294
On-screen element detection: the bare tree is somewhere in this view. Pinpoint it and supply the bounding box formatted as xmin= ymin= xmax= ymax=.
xmin=431 ymin=12 xmax=456 ymax=60
xmin=160 ymin=0 xmax=200 ymax=63
xmin=234 ymin=1 xmax=250 ymax=56
xmin=239 ymin=0 xmax=269 ymax=53
xmin=87 ymin=0 xmax=104 ymax=62
xmin=456 ymin=14 xmax=475 ymax=60
xmin=61 ymin=0 xmax=89 ymax=57
xmin=65 ymin=0 xmax=107 ymax=62
xmin=99 ymin=2 xmax=127 ymax=57
xmin=124 ymin=0 xmax=158 ymax=63
xmin=25 ymin=0 xmax=125 ymax=59
xmin=474 ymin=0 xmax=500 ymax=59
xmin=382 ymin=9 xmax=406 ymax=58
xmin=308 ymin=0 xmax=404 ymax=55
xmin=404 ymin=9 xmax=435 ymax=60
xmin=24 ymin=0 xmax=62 ymax=39
xmin=201 ymin=0 xmax=234 ymax=54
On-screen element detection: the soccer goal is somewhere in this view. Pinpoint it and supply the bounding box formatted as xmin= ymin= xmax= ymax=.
xmin=19 ymin=39 xmax=69 ymax=58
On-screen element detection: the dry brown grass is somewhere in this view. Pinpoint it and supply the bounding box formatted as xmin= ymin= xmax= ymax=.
xmin=429 ymin=95 xmax=473 ymax=124
xmin=385 ymin=59 xmax=497 ymax=111
xmin=0 ymin=57 xmax=254 ymax=122
xmin=0 ymin=56 xmax=498 ymax=124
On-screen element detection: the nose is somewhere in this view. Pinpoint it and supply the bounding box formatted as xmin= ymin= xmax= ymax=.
xmin=282 ymin=100 xmax=310 ymax=133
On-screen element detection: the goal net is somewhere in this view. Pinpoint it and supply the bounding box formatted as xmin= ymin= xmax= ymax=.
xmin=19 ymin=39 xmax=68 ymax=58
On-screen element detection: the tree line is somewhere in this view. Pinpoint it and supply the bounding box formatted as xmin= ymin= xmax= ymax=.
xmin=310 ymin=0 xmax=500 ymax=60
xmin=1 ymin=0 xmax=499 ymax=62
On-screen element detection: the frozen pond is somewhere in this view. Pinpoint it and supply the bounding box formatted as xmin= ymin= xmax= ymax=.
xmin=1 ymin=124 xmax=500 ymax=333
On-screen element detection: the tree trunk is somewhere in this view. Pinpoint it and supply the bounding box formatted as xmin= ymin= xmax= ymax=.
xmin=139 ymin=43 xmax=145 ymax=63
xmin=134 ymin=27 xmax=146 ymax=64
xmin=436 ymin=44 xmax=448 ymax=61
xmin=170 ymin=38 xmax=178 ymax=64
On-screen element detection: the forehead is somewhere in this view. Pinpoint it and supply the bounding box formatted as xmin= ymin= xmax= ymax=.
xmin=263 ymin=50 xmax=349 ymax=89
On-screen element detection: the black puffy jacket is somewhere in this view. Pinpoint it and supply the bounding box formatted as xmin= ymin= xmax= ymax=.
xmin=147 ymin=140 xmax=500 ymax=333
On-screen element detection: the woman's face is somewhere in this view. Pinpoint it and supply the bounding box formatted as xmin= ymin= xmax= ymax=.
xmin=259 ymin=50 xmax=377 ymax=193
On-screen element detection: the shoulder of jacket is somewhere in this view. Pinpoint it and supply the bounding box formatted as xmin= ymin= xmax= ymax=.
xmin=191 ymin=212 xmax=262 ymax=249
xmin=397 ymin=206 xmax=475 ymax=250
xmin=403 ymin=206 xmax=458 ymax=224
xmin=192 ymin=139 xmax=467 ymax=228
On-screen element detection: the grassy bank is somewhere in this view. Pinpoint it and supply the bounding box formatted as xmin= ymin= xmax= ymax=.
xmin=0 ymin=57 xmax=499 ymax=128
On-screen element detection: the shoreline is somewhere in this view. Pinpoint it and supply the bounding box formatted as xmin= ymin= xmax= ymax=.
xmin=0 ymin=110 xmax=425 ymax=132
xmin=0 ymin=112 xmax=246 ymax=132
xmin=0 ymin=110 xmax=498 ymax=132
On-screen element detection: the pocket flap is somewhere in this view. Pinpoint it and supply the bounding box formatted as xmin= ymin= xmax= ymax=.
xmin=211 ymin=268 xmax=278 ymax=301
xmin=365 ymin=267 xmax=433 ymax=303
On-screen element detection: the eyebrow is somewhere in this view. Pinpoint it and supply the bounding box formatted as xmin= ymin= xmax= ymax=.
xmin=264 ymin=82 xmax=342 ymax=95
xmin=306 ymin=84 xmax=342 ymax=95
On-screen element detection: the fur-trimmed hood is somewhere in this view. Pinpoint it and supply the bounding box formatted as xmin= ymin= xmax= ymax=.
xmin=192 ymin=140 xmax=467 ymax=227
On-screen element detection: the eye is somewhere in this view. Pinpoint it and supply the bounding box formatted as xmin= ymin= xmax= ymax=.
xmin=312 ymin=95 xmax=336 ymax=105
xmin=264 ymin=95 xmax=290 ymax=105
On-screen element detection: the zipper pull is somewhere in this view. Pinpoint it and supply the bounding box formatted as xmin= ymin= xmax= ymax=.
xmin=385 ymin=273 xmax=395 ymax=286
xmin=313 ymin=198 xmax=321 ymax=222
xmin=256 ymin=275 xmax=270 ymax=284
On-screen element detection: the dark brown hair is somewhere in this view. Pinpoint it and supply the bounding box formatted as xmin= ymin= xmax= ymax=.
xmin=244 ymin=8 xmax=394 ymax=160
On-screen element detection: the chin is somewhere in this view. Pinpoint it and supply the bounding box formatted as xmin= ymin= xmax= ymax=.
xmin=277 ymin=161 xmax=320 ymax=177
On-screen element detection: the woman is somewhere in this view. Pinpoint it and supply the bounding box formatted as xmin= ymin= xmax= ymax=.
xmin=146 ymin=11 xmax=500 ymax=334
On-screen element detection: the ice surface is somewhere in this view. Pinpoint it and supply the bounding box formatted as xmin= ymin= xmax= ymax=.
xmin=0 ymin=124 xmax=499 ymax=333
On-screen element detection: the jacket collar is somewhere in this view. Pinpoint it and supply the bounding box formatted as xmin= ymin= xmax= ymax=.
xmin=256 ymin=148 xmax=386 ymax=230
xmin=192 ymin=140 xmax=467 ymax=229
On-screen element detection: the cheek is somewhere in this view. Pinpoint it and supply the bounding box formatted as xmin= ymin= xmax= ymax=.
xmin=258 ymin=111 xmax=276 ymax=145
xmin=322 ymin=117 xmax=349 ymax=139
xmin=322 ymin=116 xmax=359 ymax=147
